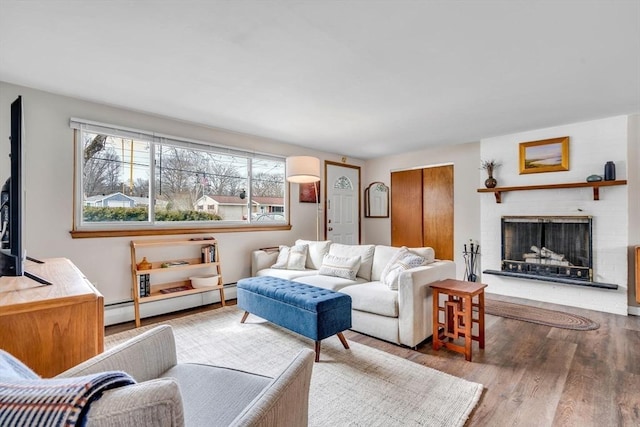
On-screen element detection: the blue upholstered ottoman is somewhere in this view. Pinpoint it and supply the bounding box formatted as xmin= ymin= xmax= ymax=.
xmin=237 ymin=276 xmax=352 ymax=362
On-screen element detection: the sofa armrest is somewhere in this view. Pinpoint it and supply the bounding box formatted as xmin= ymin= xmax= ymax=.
xmin=251 ymin=249 xmax=279 ymax=276
xmin=57 ymin=325 xmax=178 ymax=383
xmin=83 ymin=378 xmax=185 ymax=427
xmin=229 ymin=348 xmax=315 ymax=427
xmin=396 ymin=260 xmax=456 ymax=347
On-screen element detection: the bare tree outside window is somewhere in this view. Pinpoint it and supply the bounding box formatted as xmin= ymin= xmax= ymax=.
xmin=77 ymin=125 xmax=286 ymax=228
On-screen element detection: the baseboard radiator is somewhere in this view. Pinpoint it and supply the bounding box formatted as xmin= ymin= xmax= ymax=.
xmin=104 ymin=284 xmax=237 ymax=326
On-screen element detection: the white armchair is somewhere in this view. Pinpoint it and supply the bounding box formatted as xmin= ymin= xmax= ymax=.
xmin=58 ymin=325 xmax=314 ymax=426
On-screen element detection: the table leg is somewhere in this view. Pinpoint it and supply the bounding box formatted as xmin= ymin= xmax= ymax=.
xmin=478 ymin=291 xmax=485 ymax=349
xmin=464 ymin=295 xmax=473 ymax=362
xmin=432 ymin=289 xmax=441 ymax=350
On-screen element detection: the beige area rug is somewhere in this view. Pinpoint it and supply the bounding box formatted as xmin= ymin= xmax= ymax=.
xmin=106 ymin=306 xmax=483 ymax=426
xmin=485 ymin=298 xmax=600 ymax=331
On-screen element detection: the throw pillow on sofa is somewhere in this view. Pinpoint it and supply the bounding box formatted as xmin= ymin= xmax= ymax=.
xmin=295 ymin=239 xmax=331 ymax=270
xmin=272 ymin=244 xmax=309 ymax=270
xmin=318 ymin=254 xmax=361 ymax=280
xmin=381 ymin=248 xmax=426 ymax=290
xmin=328 ymin=243 xmax=375 ymax=280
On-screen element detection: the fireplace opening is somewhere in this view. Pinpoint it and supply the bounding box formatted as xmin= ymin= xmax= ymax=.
xmin=483 ymin=216 xmax=617 ymax=289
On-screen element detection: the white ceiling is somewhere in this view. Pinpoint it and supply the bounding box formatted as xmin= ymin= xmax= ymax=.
xmin=1 ymin=1 xmax=638 ymax=159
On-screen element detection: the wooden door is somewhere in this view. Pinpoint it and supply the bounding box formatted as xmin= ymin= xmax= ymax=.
xmin=391 ymin=169 xmax=423 ymax=247
xmin=391 ymin=165 xmax=454 ymax=260
xmin=423 ymin=165 xmax=454 ymax=260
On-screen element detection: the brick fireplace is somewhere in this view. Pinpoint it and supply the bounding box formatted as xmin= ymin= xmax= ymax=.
xmin=479 ymin=115 xmax=629 ymax=316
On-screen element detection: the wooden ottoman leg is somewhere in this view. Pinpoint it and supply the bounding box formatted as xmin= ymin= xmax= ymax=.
xmin=337 ymin=332 xmax=350 ymax=349
xmin=314 ymin=341 xmax=321 ymax=362
xmin=240 ymin=311 xmax=250 ymax=323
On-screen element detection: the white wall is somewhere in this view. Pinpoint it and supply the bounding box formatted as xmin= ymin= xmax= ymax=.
xmin=480 ymin=116 xmax=630 ymax=315
xmin=0 ymin=82 xmax=363 ymax=321
xmin=363 ymin=141 xmax=481 ymax=281
xmin=2 ymin=80 xmax=636 ymax=319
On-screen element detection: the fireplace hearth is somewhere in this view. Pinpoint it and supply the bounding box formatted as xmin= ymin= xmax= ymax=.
xmin=483 ymin=216 xmax=617 ymax=289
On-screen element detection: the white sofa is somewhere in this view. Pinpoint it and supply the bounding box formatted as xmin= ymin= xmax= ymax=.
xmin=251 ymin=240 xmax=456 ymax=348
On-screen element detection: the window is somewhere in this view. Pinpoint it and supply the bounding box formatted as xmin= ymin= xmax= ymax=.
xmin=72 ymin=119 xmax=287 ymax=234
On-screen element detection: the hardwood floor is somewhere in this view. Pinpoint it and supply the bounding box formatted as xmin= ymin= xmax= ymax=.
xmin=105 ymin=294 xmax=640 ymax=427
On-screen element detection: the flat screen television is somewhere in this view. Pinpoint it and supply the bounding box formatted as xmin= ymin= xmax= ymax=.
xmin=1 ymin=96 xmax=50 ymax=284
xmin=1 ymin=96 xmax=25 ymax=276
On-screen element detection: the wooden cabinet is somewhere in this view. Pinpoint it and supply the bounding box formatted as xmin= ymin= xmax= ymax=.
xmin=130 ymin=237 xmax=224 ymax=327
xmin=0 ymin=258 xmax=104 ymax=377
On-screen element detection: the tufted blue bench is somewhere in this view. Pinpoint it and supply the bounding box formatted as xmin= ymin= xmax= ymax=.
xmin=236 ymin=276 xmax=352 ymax=362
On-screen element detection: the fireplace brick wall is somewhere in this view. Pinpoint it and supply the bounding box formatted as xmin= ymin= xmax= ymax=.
xmin=480 ymin=115 xmax=629 ymax=315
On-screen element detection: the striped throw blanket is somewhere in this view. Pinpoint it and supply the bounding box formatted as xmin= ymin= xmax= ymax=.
xmin=0 ymin=350 xmax=136 ymax=426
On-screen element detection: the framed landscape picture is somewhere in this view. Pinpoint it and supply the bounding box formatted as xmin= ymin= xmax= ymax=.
xmin=299 ymin=182 xmax=320 ymax=203
xmin=519 ymin=136 xmax=569 ymax=174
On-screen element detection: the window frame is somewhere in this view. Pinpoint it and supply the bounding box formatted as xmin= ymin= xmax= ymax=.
xmin=71 ymin=118 xmax=291 ymax=238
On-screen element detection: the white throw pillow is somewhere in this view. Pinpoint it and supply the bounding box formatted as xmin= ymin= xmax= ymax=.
xmin=328 ymin=243 xmax=375 ymax=280
xmin=271 ymin=244 xmax=308 ymax=270
xmin=295 ymin=239 xmax=332 ymax=269
xmin=408 ymin=247 xmax=435 ymax=264
xmin=318 ymin=254 xmax=361 ymax=280
xmin=379 ymin=247 xmax=407 ymax=282
xmin=381 ymin=248 xmax=426 ymax=290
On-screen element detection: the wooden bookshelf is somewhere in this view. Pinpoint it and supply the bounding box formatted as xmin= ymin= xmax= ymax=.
xmin=130 ymin=237 xmax=224 ymax=327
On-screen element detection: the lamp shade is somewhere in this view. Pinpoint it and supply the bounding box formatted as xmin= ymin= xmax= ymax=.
xmin=285 ymin=156 xmax=320 ymax=183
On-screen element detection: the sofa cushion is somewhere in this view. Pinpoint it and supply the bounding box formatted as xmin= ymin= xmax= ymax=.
xmin=372 ymin=245 xmax=435 ymax=281
xmin=407 ymin=247 xmax=435 ymax=263
xmin=272 ymin=244 xmax=308 ymax=270
xmin=293 ymin=273 xmax=366 ymax=291
xmin=162 ymin=363 xmax=271 ymax=427
xmin=381 ymin=249 xmax=426 ymax=290
xmin=318 ymin=254 xmax=361 ymax=280
xmin=328 ymin=243 xmax=375 ymax=280
xmin=340 ymin=282 xmax=399 ymax=317
xmin=295 ymin=239 xmax=331 ymax=270
xmin=256 ymin=268 xmax=318 ymax=281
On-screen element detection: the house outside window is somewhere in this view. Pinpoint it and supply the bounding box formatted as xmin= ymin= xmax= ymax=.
xmin=72 ymin=119 xmax=287 ymax=234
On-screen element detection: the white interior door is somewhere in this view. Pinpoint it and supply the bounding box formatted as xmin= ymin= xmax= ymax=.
xmin=325 ymin=162 xmax=360 ymax=244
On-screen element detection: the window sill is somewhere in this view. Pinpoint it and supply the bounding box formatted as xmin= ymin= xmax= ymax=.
xmin=70 ymin=224 xmax=292 ymax=239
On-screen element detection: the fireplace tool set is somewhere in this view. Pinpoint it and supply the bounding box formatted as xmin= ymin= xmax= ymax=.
xmin=463 ymin=241 xmax=480 ymax=282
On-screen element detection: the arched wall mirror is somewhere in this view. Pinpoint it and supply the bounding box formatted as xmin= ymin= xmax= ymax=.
xmin=364 ymin=182 xmax=389 ymax=218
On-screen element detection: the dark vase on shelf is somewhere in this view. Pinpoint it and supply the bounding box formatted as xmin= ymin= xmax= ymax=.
xmin=484 ymin=166 xmax=497 ymax=188
xmin=485 ymin=176 xmax=497 ymax=188
xmin=604 ymin=161 xmax=616 ymax=181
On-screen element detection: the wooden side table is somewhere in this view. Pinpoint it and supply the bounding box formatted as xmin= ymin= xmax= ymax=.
xmin=431 ymin=279 xmax=487 ymax=361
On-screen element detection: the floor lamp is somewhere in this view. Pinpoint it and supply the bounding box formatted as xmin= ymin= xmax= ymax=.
xmin=286 ymin=156 xmax=321 ymax=240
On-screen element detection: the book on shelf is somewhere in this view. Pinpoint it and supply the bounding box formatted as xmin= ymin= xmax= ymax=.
xmin=201 ymin=244 xmax=216 ymax=263
xmin=160 ymin=260 xmax=189 ymax=268
xmin=159 ymin=284 xmax=193 ymax=294
xmin=138 ymin=273 xmax=150 ymax=297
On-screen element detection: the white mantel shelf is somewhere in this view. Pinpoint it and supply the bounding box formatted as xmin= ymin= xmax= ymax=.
xmin=477 ymin=180 xmax=627 ymax=203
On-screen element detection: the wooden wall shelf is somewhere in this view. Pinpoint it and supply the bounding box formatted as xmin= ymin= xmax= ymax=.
xmin=477 ymin=180 xmax=627 ymax=203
